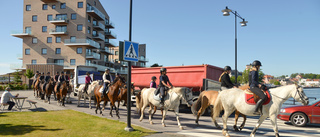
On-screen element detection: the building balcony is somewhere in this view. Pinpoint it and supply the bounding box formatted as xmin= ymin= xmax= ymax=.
xmin=99 ymin=47 xmax=114 ymax=55
xmin=49 ymin=28 xmax=67 ymax=35
xmin=41 ymin=0 xmax=57 ymax=3
xmin=92 ymin=33 xmax=105 ymax=41
xmin=105 ymin=30 xmax=117 ymax=39
xmin=86 ymin=52 xmax=100 ymax=60
xmin=11 ymin=30 xmax=32 ymax=38
xmin=105 ymin=20 xmax=115 ymax=29
xmin=17 ymin=54 xmax=23 ymax=60
xmin=105 ymin=39 xmax=117 ymax=47
xmin=64 ymin=39 xmax=100 ymax=49
xmin=87 ymin=6 xmax=105 ymax=21
xmin=93 ymin=22 xmax=105 ymax=31
xmin=50 ymin=17 xmax=69 ymax=24
xmin=138 ymin=56 xmax=149 ymax=62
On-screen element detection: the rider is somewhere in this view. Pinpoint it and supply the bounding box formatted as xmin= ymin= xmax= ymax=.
xmin=84 ymin=72 xmax=92 ymax=93
xmin=150 ymin=76 xmax=157 ymax=88
xmin=159 ymin=68 xmax=173 ymax=107
xmin=102 ymin=68 xmax=113 ymax=98
xmin=39 ymin=72 xmax=45 ymax=82
xmin=64 ymin=72 xmax=70 ymax=85
xmin=57 ymin=71 xmax=66 ymax=90
xmin=54 ymin=71 xmax=60 ymax=83
xmin=43 ymin=72 xmax=51 ymax=90
xmin=33 ymin=71 xmax=40 ymax=87
xmin=249 ymin=60 xmax=266 ymax=115
xmin=219 ymin=66 xmax=237 ymax=91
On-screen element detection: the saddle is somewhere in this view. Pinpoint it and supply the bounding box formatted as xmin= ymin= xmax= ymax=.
xmin=244 ymin=86 xmax=271 ymax=105
xmin=153 ymin=87 xmax=168 ymax=101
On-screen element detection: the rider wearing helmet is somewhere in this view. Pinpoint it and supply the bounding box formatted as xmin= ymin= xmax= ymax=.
xmin=219 ymin=66 xmax=237 ymax=91
xmin=39 ymin=72 xmax=45 ymax=81
xmin=159 ymin=68 xmax=173 ymax=107
xmin=249 ymin=60 xmax=266 ymax=115
xmin=33 ymin=71 xmax=40 ymax=87
xmin=150 ymin=76 xmax=157 ymax=88
xmin=54 ymin=71 xmax=60 ymax=82
xmin=102 ymin=68 xmax=113 ymax=98
xmin=57 ymin=71 xmax=65 ymax=90
xmin=84 ymin=72 xmax=92 ymax=93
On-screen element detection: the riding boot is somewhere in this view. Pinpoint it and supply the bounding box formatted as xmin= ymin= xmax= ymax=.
xmin=253 ymin=99 xmax=264 ymax=115
xmin=160 ymin=95 xmax=164 ymax=108
xmin=101 ymin=89 xmax=106 ymax=99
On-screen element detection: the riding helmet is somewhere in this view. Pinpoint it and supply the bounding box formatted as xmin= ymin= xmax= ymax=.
xmin=36 ymin=71 xmax=39 ymax=73
xmin=160 ymin=68 xmax=167 ymax=73
xmin=151 ymin=76 xmax=157 ymax=80
xmin=224 ymin=66 xmax=231 ymax=71
xmin=47 ymin=72 xmax=50 ymax=74
xmin=56 ymin=71 xmax=59 ymax=74
xmin=252 ymin=60 xmax=262 ymax=66
xmin=86 ymin=72 xmax=90 ymax=75
xmin=61 ymin=71 xmax=64 ymax=74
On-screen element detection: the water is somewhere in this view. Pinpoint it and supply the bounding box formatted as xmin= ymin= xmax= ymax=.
xmin=283 ymin=88 xmax=320 ymax=107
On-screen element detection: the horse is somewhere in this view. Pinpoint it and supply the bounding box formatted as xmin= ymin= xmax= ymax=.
xmin=76 ymin=81 xmax=98 ymax=109
xmin=56 ymin=81 xmax=70 ymax=106
xmin=39 ymin=80 xmax=47 ymax=100
xmin=93 ymin=76 xmax=126 ymax=118
xmin=212 ymin=84 xmax=309 ymax=137
xmin=135 ymin=90 xmax=163 ymax=118
xmin=44 ymin=78 xmax=55 ymax=104
xmin=137 ymin=87 xmax=193 ymax=130
xmin=191 ymin=85 xmax=250 ymax=131
xmin=33 ymin=77 xmax=41 ymax=98
xmin=66 ymin=79 xmax=74 ymax=104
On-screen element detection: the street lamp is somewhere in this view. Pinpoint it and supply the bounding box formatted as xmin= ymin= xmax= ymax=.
xmin=221 ymin=6 xmax=247 ymax=84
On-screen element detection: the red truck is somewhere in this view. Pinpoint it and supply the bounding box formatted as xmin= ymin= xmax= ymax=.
xmin=131 ymin=64 xmax=224 ymax=103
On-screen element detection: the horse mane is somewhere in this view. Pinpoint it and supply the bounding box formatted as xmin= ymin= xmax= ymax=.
xmin=91 ymin=80 xmax=100 ymax=85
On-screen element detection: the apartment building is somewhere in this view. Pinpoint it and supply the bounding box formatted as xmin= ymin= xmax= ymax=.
xmin=110 ymin=44 xmax=148 ymax=73
xmin=11 ymin=0 xmax=117 ymax=78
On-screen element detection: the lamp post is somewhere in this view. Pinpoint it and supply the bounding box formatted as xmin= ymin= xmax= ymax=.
xmin=221 ymin=6 xmax=247 ymax=84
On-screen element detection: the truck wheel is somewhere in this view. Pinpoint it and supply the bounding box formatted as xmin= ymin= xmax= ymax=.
xmin=291 ymin=112 xmax=307 ymax=127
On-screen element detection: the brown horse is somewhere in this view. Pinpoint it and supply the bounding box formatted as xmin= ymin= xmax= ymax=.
xmin=39 ymin=80 xmax=46 ymax=100
xmin=93 ymin=76 xmax=126 ymax=118
xmin=191 ymin=85 xmax=249 ymax=131
xmin=33 ymin=76 xmax=41 ymax=98
xmin=56 ymin=81 xmax=69 ymax=106
xmin=45 ymin=78 xmax=55 ymax=104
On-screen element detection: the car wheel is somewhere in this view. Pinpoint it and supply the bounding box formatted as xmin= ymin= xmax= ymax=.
xmin=290 ymin=112 xmax=307 ymax=127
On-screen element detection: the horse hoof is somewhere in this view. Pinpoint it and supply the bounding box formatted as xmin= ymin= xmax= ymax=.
xmin=150 ymin=121 xmax=153 ymax=125
xmin=139 ymin=119 xmax=143 ymax=122
xmin=250 ymin=134 xmax=255 ymax=137
xmin=179 ymin=126 xmax=184 ymax=130
xmin=162 ymin=123 xmax=166 ymax=127
xmin=95 ymin=110 xmax=97 ymax=114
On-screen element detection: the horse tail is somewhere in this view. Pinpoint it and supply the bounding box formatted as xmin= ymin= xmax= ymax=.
xmin=191 ymin=92 xmax=204 ymax=116
xmin=135 ymin=89 xmax=145 ymax=114
xmin=212 ymin=94 xmax=223 ymax=121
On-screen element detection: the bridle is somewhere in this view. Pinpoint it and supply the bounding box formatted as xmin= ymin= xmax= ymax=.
xmin=271 ymin=86 xmax=308 ymax=103
xmin=183 ymin=88 xmax=193 ymax=106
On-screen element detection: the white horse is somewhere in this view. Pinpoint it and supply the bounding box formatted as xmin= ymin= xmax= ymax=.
xmin=66 ymin=79 xmax=74 ymax=104
xmin=75 ymin=81 xmax=99 ymax=109
xmin=212 ymin=84 xmax=309 ymax=137
xmin=137 ymin=87 xmax=193 ymax=130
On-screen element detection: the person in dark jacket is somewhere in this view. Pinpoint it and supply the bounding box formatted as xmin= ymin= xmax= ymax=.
xmin=43 ymin=72 xmax=51 ymax=91
xmin=249 ymin=60 xmax=266 ymax=115
xmin=159 ymin=68 xmax=173 ymax=107
xmin=150 ymin=76 xmax=157 ymax=88
xmin=219 ymin=66 xmax=237 ymax=91
xmin=54 ymin=72 xmax=60 ymax=82
xmin=39 ymin=72 xmax=45 ymax=81
xmin=57 ymin=71 xmax=65 ymax=90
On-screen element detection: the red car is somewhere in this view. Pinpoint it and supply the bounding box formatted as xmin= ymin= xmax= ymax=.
xmin=277 ymin=99 xmax=320 ymax=127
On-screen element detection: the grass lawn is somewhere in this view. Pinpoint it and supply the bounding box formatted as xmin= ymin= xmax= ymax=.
xmin=0 ymin=110 xmax=155 ymax=137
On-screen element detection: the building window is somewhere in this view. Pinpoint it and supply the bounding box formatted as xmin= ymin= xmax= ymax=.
xmin=56 ymin=48 xmax=61 ymax=54
xmin=54 ymin=59 xmax=64 ymax=65
xmin=60 ymin=3 xmax=66 ymax=9
xmin=26 ymin=5 xmax=31 ymax=11
xmin=88 ymin=15 xmax=91 ymax=23
xmin=32 ymin=38 xmax=37 ymax=44
xmin=42 ymin=48 xmax=47 ymax=55
xmin=47 ymin=37 xmax=52 ymax=43
xmin=52 ymin=5 xmax=56 ymax=9
xmin=115 ymin=51 xmax=119 ymax=55
xmin=47 ymin=15 xmax=53 ymax=21
xmin=71 ymin=13 xmax=77 ymax=20
xmin=70 ymin=36 xmax=76 ymax=43
xmin=77 ymin=24 xmax=83 ymax=31
xmin=42 ymin=26 xmax=47 ymax=32
xmin=32 ymin=15 xmax=37 ymax=22
xmin=25 ymin=49 xmax=30 ymax=55
xmin=70 ymin=59 xmax=76 ymax=65
xmin=77 ymin=48 xmax=82 ymax=54
xmin=31 ymin=60 xmax=37 ymax=64
xmin=43 ymin=4 xmax=48 ymax=10
xmin=25 ymin=27 xmax=31 ymax=34
xmin=56 ymin=14 xmax=67 ymax=20
xmin=56 ymin=37 xmax=61 ymax=43
xmin=87 ymin=26 xmax=91 ymax=34
xmin=78 ymin=2 xmax=83 ymax=8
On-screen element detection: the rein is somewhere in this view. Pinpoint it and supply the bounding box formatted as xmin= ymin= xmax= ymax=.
xmin=270 ymin=86 xmax=304 ymax=101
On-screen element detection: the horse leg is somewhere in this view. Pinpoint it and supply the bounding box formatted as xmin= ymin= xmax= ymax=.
xmin=77 ymin=93 xmax=81 ymax=107
xmin=174 ymin=107 xmax=183 ymax=130
xmin=89 ymin=95 xmax=92 ymax=109
xmin=95 ymin=99 xmax=99 ymax=114
xmin=211 ymin=106 xmax=221 ymax=129
xmin=84 ymin=94 xmax=87 ymax=108
xmin=116 ymin=103 xmax=120 ymax=119
xmin=250 ymin=115 xmax=267 ymax=137
xmin=148 ymin=105 xmax=153 ymax=125
xmin=139 ymin=104 xmax=147 ymax=122
xmin=234 ymin=111 xmax=240 ymax=131
xmin=161 ymin=109 xmax=168 ymax=127
xmin=109 ymin=103 xmax=113 ymax=117
xmin=270 ymin=114 xmax=280 ymax=137
xmin=239 ymin=113 xmax=246 ymax=131
xmin=151 ymin=106 xmax=157 ymax=118
xmin=221 ymin=110 xmax=233 ymax=137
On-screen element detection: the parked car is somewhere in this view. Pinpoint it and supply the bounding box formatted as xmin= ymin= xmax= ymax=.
xmin=277 ymin=99 xmax=320 ymax=127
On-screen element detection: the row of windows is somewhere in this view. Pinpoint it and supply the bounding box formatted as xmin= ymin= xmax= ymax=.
xmin=26 ymin=2 xmax=83 ymax=11
xmin=31 ymin=13 xmax=77 ymax=22
xmin=30 ymin=59 xmax=76 ymax=65
xmin=25 ymin=47 xmax=83 ymax=55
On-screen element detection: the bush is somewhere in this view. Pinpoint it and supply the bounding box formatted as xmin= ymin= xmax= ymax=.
xmin=0 ymin=85 xmax=3 ymax=91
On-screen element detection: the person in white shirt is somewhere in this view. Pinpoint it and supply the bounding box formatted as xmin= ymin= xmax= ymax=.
xmin=1 ymin=87 xmax=19 ymax=110
xmin=102 ymin=69 xmax=113 ymax=98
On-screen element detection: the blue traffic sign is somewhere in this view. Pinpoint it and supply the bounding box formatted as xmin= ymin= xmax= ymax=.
xmin=123 ymin=40 xmax=139 ymax=62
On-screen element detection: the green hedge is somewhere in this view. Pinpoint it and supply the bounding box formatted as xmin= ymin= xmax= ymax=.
xmin=0 ymin=84 xmax=28 ymax=91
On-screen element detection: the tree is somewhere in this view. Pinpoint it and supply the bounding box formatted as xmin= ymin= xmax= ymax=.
xmin=24 ymin=69 xmax=35 ymax=79
xmin=151 ymin=63 xmax=162 ymax=67
xmin=239 ymin=68 xmax=264 ymax=84
xmin=13 ymin=71 xmax=22 ymax=83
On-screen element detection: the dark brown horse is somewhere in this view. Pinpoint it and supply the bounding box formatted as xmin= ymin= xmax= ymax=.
xmin=56 ymin=81 xmax=69 ymax=106
xmin=45 ymin=78 xmax=55 ymax=104
xmin=93 ymin=76 xmax=126 ymax=118
xmin=39 ymin=80 xmax=46 ymax=100
xmin=191 ymin=85 xmax=249 ymax=131
xmin=33 ymin=76 xmax=41 ymax=98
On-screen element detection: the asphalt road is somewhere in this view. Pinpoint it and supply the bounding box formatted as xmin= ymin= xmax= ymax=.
xmin=2 ymin=90 xmax=320 ymax=137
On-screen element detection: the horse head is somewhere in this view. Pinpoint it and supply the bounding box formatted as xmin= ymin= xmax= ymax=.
xmin=293 ymin=84 xmax=309 ymax=105
xmin=173 ymin=87 xmax=193 ymax=107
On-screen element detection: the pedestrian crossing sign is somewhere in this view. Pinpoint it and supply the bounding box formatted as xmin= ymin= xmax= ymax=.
xmin=119 ymin=40 xmax=139 ymax=62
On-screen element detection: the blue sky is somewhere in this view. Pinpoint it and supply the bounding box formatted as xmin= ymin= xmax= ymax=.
xmin=0 ymin=0 xmax=320 ymax=77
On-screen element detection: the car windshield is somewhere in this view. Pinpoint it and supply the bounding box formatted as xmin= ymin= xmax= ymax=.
xmin=309 ymin=98 xmax=320 ymax=105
